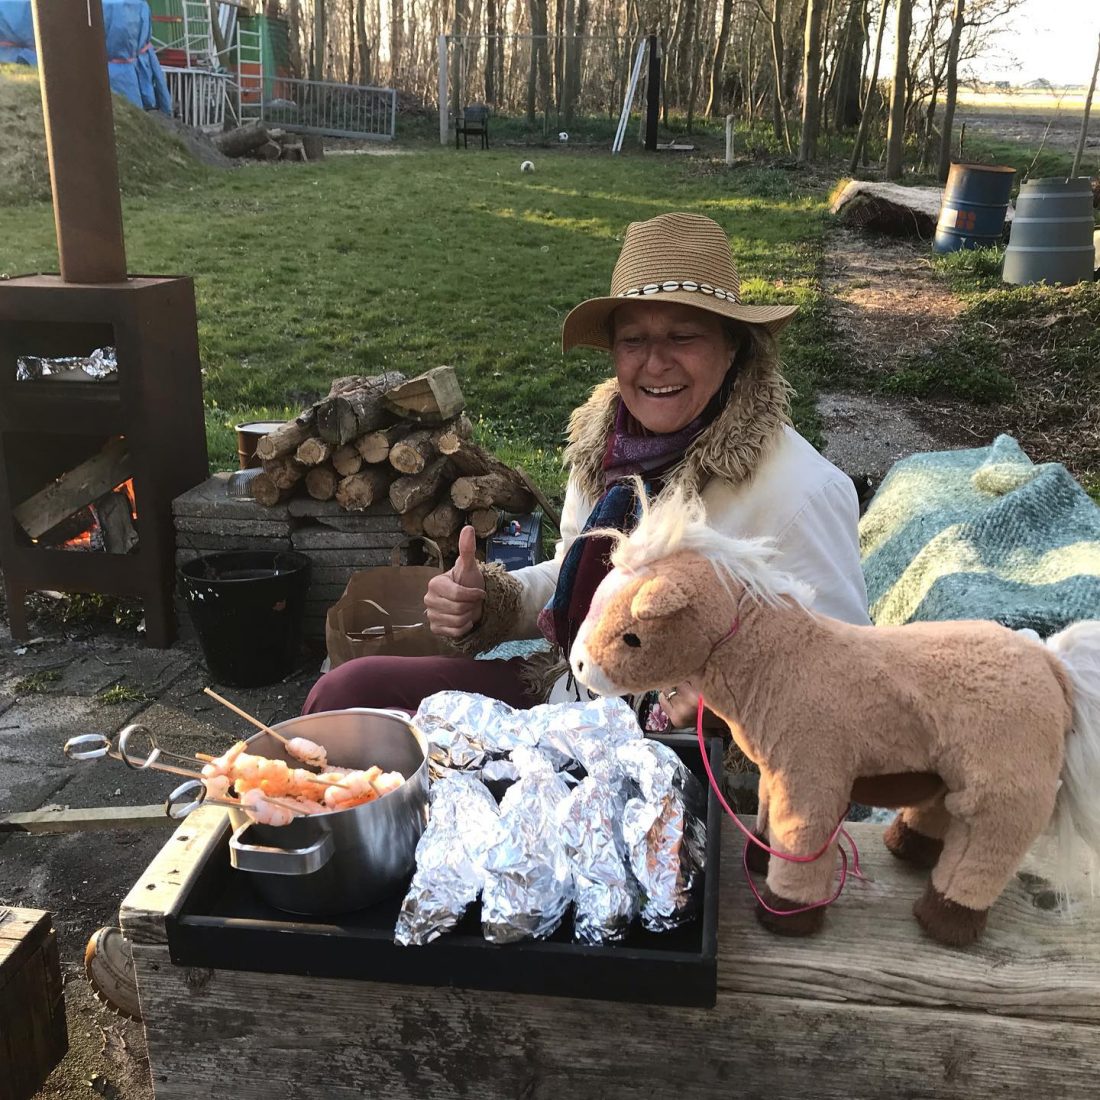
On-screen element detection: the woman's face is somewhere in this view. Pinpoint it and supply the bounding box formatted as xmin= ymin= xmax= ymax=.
xmin=611 ymin=301 xmax=738 ymax=434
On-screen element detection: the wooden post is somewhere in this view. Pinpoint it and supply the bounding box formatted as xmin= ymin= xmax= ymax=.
xmin=645 ymin=34 xmax=660 ymax=151
xmin=30 ymin=0 xmax=127 ymax=283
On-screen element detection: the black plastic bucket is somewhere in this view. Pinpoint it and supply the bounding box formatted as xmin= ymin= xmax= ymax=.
xmin=178 ymin=550 xmax=311 ymax=687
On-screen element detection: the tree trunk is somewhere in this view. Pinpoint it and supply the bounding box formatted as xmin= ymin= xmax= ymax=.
xmin=935 ymin=0 xmax=963 ymax=181
xmin=848 ymin=0 xmax=888 ymax=172
xmin=390 ymin=0 xmax=405 ymax=87
xmin=705 ymin=0 xmax=734 ymax=118
xmin=287 ymin=0 xmax=304 ymax=76
xmin=884 ymin=0 xmax=911 ymax=179
xmin=311 ymin=0 xmax=326 ymax=80
xmin=335 ymin=468 xmax=393 ymax=511
xmin=768 ymin=0 xmax=790 ymax=150
xmin=356 ymin=0 xmax=371 ymax=82
xmin=486 ymin=0 xmax=498 ymax=103
xmin=798 ymin=0 xmax=824 ymax=162
xmin=1071 ymin=33 xmax=1100 ymax=178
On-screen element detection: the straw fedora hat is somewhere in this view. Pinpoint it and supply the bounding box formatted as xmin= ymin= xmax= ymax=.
xmin=561 ymin=212 xmax=799 ymax=352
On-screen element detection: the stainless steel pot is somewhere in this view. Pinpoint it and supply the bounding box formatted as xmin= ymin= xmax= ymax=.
xmin=226 ymin=708 xmax=428 ymax=915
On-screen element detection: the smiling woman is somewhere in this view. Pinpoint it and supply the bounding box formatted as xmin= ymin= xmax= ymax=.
xmin=304 ymin=211 xmax=870 ymax=739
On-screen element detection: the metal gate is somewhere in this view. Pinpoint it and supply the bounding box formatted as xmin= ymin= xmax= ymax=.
xmin=262 ymin=77 xmax=397 ymax=140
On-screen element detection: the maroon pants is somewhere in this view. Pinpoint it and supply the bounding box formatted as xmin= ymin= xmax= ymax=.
xmin=302 ymin=654 xmax=540 ymax=715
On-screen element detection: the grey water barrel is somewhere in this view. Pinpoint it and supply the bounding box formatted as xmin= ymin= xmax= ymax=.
xmin=1003 ymin=177 xmax=1096 ymax=285
xmin=934 ymin=163 xmax=1016 ymax=253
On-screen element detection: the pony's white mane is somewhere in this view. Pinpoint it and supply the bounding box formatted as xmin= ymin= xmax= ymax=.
xmin=594 ymin=478 xmax=815 ymax=608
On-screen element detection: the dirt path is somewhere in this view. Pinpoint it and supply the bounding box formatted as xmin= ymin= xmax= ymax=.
xmin=816 ymin=227 xmax=982 ymax=483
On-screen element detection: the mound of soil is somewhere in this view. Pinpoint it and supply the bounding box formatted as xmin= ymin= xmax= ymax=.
xmin=0 ymin=63 xmax=217 ymax=205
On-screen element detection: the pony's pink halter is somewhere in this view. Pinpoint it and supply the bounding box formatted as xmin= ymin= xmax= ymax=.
xmin=694 ymin=620 xmax=864 ymax=917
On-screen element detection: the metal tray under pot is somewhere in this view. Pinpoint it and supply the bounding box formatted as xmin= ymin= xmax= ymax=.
xmin=227 ymin=708 xmax=428 ymax=916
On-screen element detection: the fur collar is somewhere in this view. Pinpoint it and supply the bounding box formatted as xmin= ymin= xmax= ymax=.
xmin=563 ymin=360 xmax=792 ymax=501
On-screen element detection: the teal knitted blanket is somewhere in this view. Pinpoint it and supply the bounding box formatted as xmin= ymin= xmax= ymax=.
xmin=860 ymin=434 xmax=1100 ymax=637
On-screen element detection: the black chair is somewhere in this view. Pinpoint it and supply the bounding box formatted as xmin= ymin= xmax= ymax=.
xmin=456 ymin=105 xmax=490 ymax=149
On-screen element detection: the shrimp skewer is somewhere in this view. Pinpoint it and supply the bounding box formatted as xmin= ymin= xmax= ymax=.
xmin=202 ymin=688 xmax=328 ymax=769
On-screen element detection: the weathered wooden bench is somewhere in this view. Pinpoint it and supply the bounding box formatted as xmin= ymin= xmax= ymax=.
xmin=121 ymin=806 xmax=1100 ymax=1099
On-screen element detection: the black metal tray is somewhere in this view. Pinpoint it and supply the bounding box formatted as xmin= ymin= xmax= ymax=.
xmin=166 ymin=733 xmax=723 ymax=1008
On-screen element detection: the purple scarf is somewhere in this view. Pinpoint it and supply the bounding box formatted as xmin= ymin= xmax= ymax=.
xmin=538 ymin=398 xmax=716 ymax=653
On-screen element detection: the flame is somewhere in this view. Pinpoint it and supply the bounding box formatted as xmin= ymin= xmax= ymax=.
xmin=60 ymin=529 xmax=94 ymax=550
xmin=118 ymin=478 xmax=137 ymax=520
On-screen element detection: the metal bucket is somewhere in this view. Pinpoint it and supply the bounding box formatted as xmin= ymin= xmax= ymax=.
xmin=234 ymin=420 xmax=286 ymax=469
xmin=933 ymin=162 xmax=1016 ymax=253
xmin=227 ymin=709 xmax=429 ymax=915
xmin=1003 ymin=177 xmax=1096 ymax=286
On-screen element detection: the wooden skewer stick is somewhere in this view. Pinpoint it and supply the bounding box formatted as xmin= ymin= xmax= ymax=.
xmin=202 ymin=687 xmax=293 ymax=747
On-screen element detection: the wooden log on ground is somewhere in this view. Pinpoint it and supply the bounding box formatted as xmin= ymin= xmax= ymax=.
xmin=433 ymin=414 xmax=474 ymax=455
xmin=398 ymin=497 xmax=437 ymax=537
xmin=255 ymin=409 xmax=316 ymax=462
xmin=382 ymin=366 xmax=464 ymax=425
xmin=295 ymin=437 xmax=333 ymax=467
xmin=305 ymin=465 xmax=339 ymax=501
xmin=213 ymin=122 xmax=270 ymax=157
xmin=445 ymin=440 xmax=496 ymax=478
xmin=335 ymin=468 xmax=394 ymax=512
xmin=332 ymin=444 xmax=363 ymax=476
xmin=249 ymin=472 xmax=290 ymax=507
xmin=828 ymin=180 xmax=996 ymax=238
xmin=0 ymin=805 xmax=169 ymax=833
xmin=254 ymin=139 xmax=282 ymax=161
xmin=356 ymin=423 xmax=412 ymax=464
xmin=450 ymin=472 xmax=533 ymax=513
xmin=14 ymin=436 xmax=131 ymax=540
xmin=388 ymin=429 xmax=438 ymax=475
xmin=422 ymin=500 xmax=464 ymax=539
xmin=389 ymin=457 xmax=451 ymax=513
xmin=468 ymin=507 xmax=500 ymax=538
xmin=261 ymin=456 xmax=307 ymax=490
xmin=315 ymin=371 xmax=406 ymax=445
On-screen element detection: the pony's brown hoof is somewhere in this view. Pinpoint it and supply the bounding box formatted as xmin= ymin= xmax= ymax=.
xmin=913 ymin=883 xmax=988 ymax=947
xmin=745 ymin=832 xmax=770 ymax=874
xmin=754 ymin=885 xmax=826 ymax=937
xmin=884 ymin=816 xmax=944 ymax=870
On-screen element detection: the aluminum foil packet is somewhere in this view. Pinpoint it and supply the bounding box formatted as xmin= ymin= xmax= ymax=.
xmin=394 ymin=773 xmax=501 ymax=946
xmin=555 ymin=739 xmax=639 ymax=944
xmin=526 ymin=695 xmax=643 ymax=769
xmin=481 ymin=747 xmax=573 ymax=943
xmin=16 ymin=346 xmax=118 ymax=382
xmin=617 ymin=739 xmax=707 ymax=932
xmin=413 ymin=691 xmax=537 ymax=778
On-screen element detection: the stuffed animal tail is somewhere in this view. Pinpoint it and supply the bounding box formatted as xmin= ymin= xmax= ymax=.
xmin=1048 ymin=621 xmax=1100 ymax=883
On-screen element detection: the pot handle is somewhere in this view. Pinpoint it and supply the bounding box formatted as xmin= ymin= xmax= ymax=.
xmin=229 ymin=822 xmax=334 ymax=876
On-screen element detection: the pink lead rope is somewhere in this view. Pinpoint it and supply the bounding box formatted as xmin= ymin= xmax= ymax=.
xmin=694 ymin=693 xmax=865 ymax=916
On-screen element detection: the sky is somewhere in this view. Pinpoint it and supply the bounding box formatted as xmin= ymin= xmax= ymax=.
xmin=957 ymin=0 xmax=1099 ymax=86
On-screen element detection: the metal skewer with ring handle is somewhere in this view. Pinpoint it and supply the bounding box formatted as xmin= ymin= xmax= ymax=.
xmin=64 ymin=724 xmax=210 ymax=780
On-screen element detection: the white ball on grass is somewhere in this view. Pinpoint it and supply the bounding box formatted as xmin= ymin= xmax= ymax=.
xmin=558 ymin=132 xmax=569 ymax=143
xmin=520 ymin=160 xmax=535 ymax=173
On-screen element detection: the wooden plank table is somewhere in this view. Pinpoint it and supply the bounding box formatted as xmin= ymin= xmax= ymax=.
xmin=121 ymin=806 xmax=1100 ymax=1099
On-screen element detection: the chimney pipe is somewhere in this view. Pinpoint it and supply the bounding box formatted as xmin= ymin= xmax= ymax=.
xmin=30 ymin=0 xmax=128 ymax=283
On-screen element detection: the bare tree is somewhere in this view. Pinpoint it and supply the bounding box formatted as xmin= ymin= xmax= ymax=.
xmin=884 ymin=0 xmax=912 ymax=178
xmin=705 ymin=0 xmax=734 ymax=117
xmin=935 ymin=0 xmax=964 ymax=179
xmin=847 ymin=0 xmax=886 ymax=169
xmin=798 ymin=0 xmax=825 ymax=160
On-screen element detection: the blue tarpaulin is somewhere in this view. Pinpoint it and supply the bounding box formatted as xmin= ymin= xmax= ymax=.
xmin=0 ymin=0 xmax=172 ymax=113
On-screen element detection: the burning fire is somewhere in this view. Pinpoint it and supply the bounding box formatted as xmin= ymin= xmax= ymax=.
xmin=56 ymin=480 xmax=137 ymax=551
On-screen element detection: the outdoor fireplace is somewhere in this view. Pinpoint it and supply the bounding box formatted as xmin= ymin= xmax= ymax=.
xmin=0 ymin=1 xmax=207 ymax=647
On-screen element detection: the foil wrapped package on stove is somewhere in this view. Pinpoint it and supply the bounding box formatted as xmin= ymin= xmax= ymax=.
xmin=394 ymin=773 xmax=501 ymax=946
xmin=555 ymin=739 xmax=639 ymax=944
xmin=481 ymin=747 xmax=573 ymax=943
xmin=16 ymin=346 xmax=118 ymax=382
xmin=617 ymin=739 xmax=707 ymax=932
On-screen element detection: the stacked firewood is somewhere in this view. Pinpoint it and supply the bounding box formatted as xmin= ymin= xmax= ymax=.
xmin=250 ymin=367 xmax=542 ymax=558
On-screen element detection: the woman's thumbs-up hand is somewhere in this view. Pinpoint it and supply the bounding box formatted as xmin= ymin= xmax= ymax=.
xmin=424 ymin=526 xmax=487 ymax=638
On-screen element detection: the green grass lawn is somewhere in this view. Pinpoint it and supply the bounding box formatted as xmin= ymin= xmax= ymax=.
xmin=0 ymin=147 xmax=835 ymax=497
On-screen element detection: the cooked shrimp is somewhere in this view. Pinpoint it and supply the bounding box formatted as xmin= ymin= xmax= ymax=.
xmin=239 ymin=787 xmax=297 ymax=827
xmin=286 ymin=736 xmax=327 ymax=769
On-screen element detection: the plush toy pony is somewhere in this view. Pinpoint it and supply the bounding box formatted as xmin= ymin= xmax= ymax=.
xmin=569 ymin=482 xmax=1100 ymax=946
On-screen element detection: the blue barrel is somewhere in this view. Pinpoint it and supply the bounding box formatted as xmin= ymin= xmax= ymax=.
xmin=934 ymin=163 xmax=1016 ymax=253
xmin=1003 ymin=177 xmax=1096 ymax=286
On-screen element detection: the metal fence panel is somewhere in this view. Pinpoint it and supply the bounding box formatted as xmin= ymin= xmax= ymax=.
xmin=263 ymin=77 xmax=397 ymax=140
xmin=162 ymin=67 xmax=229 ymax=133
